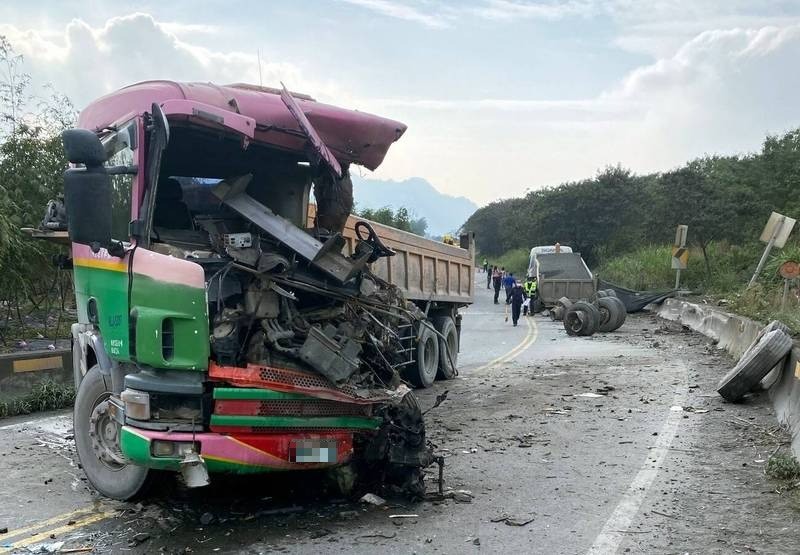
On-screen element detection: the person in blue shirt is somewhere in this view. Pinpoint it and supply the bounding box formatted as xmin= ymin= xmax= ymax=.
xmin=503 ymin=272 xmax=515 ymax=304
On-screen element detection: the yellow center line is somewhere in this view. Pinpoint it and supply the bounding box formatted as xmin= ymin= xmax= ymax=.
xmin=469 ymin=315 xmax=538 ymax=374
xmin=0 ymin=510 xmax=117 ymax=553
xmin=0 ymin=507 xmax=102 ymax=544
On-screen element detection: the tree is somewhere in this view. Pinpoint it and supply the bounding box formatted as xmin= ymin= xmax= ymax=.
xmin=0 ymin=36 xmax=74 ymax=341
xmin=354 ymin=205 xmax=427 ymax=236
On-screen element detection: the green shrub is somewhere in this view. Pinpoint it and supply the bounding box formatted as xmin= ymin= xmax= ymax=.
xmin=0 ymin=380 xmax=75 ymax=418
xmin=766 ymin=453 xmax=800 ymax=481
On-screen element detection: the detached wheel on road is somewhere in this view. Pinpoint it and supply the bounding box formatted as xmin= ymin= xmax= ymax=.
xmin=434 ymin=316 xmax=458 ymax=380
xmin=716 ymin=330 xmax=793 ymax=402
xmin=407 ymin=322 xmax=440 ymax=388
xmin=563 ymin=301 xmax=599 ymax=336
xmin=74 ymin=365 xmax=154 ymax=500
xmin=556 ymin=297 xmax=573 ymax=310
xmin=597 ymin=297 xmax=624 ymax=332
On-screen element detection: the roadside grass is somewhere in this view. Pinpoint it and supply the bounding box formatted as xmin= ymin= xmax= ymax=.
xmin=766 ymin=452 xmax=800 ymax=482
xmin=594 ymin=242 xmax=800 ymax=333
xmin=0 ymin=380 xmax=75 ymax=418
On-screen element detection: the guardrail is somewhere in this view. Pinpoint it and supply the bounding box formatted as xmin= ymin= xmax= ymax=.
xmin=0 ymin=348 xmax=72 ymax=381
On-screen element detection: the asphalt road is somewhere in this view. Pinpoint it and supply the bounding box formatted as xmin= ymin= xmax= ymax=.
xmin=1 ymin=272 xmax=798 ymax=554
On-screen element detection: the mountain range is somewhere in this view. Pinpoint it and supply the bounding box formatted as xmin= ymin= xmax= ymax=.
xmin=352 ymin=176 xmax=477 ymax=237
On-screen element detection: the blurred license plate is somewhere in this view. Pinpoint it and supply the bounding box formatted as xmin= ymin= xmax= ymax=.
xmin=291 ymin=439 xmax=337 ymax=463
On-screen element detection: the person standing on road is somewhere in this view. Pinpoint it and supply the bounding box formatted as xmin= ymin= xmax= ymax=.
xmin=492 ymin=266 xmax=502 ymax=303
xmin=503 ymin=272 xmax=515 ymax=304
xmin=510 ymin=280 xmax=526 ymax=326
xmin=486 ymin=264 xmax=493 ymax=289
xmin=523 ymin=276 xmax=537 ymax=316
xmin=482 ymin=258 xmax=488 ymax=273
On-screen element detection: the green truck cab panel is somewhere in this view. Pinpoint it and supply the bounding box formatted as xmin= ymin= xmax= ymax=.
xmin=129 ymin=249 xmax=209 ymax=370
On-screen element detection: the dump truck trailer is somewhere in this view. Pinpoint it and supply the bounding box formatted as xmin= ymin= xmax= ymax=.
xmin=527 ymin=246 xmax=595 ymax=307
xmin=37 ymin=80 xmax=473 ymax=501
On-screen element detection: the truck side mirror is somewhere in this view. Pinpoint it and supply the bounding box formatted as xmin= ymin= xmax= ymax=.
xmin=62 ymin=129 xmax=113 ymax=253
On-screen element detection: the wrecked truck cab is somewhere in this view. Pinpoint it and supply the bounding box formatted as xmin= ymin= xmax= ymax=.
xmin=56 ymin=81 xmax=473 ymax=501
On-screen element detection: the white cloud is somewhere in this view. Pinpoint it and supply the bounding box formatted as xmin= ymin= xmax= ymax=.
xmin=470 ymin=0 xmax=596 ymax=21
xmin=339 ymin=0 xmax=451 ymax=28
xmin=0 ymin=13 xmax=325 ymax=110
xmin=361 ymin=23 xmax=800 ymax=203
xmin=3 ymin=10 xmax=800 ymax=206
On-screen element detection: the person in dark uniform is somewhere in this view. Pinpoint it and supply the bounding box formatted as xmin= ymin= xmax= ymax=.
xmin=510 ymin=280 xmax=526 ymax=326
xmin=487 ymin=264 xmax=493 ymax=289
xmin=492 ymin=266 xmax=502 ymax=304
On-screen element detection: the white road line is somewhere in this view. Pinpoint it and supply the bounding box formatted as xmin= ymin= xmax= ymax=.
xmin=587 ymin=370 xmax=688 ymax=555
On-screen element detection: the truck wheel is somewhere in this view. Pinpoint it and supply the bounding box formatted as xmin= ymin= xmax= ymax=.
xmin=563 ymin=301 xmax=598 ymax=336
xmin=74 ymin=365 xmax=154 ymax=500
xmin=717 ymin=330 xmax=792 ymax=402
xmin=407 ymin=323 xmax=439 ymax=388
xmin=607 ymin=297 xmax=627 ymax=330
xmin=556 ymin=297 xmax=573 ymax=310
xmin=434 ymin=317 xmax=458 ymax=380
xmin=596 ymin=297 xmax=621 ymax=332
xmin=596 ymin=290 xmax=608 ymax=298
xmin=745 ymin=321 xmax=791 ymax=392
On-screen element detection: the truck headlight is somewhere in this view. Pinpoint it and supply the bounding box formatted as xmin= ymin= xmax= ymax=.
xmin=120 ymin=389 xmax=150 ymax=420
xmin=152 ymin=440 xmax=198 ymax=457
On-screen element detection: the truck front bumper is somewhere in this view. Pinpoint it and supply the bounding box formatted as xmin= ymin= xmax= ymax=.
xmin=119 ymin=426 xmax=356 ymax=473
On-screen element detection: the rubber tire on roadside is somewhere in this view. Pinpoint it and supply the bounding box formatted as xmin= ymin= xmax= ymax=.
xmin=551 ymin=306 xmax=563 ymax=321
xmin=433 ymin=316 xmax=458 ymax=380
xmin=602 ymin=289 xmax=618 ymax=298
xmin=407 ymin=322 xmax=440 ymax=388
xmin=74 ymin=365 xmax=154 ymax=500
xmin=532 ymin=298 xmax=544 ymax=314
xmin=596 ymin=290 xmax=608 ymax=299
xmin=556 ymin=297 xmax=573 ymax=310
xmin=563 ymin=301 xmax=599 ymax=337
xmin=746 ymin=321 xmax=791 ymax=356
xmin=597 ymin=297 xmax=623 ymax=333
xmin=606 ymin=296 xmax=627 ymax=331
xmin=743 ymin=320 xmax=792 ymax=392
xmin=716 ymin=330 xmax=793 ymax=402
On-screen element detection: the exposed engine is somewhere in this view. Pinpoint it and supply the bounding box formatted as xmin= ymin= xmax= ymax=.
xmin=149 ymin=172 xmax=437 ymax=497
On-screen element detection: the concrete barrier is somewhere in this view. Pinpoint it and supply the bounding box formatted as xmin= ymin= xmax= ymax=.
xmin=653 ymin=298 xmax=800 ymax=456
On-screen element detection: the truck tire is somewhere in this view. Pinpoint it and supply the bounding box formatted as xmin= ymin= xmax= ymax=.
xmin=603 ymin=289 xmax=618 ymax=298
xmin=563 ymin=301 xmax=598 ymax=336
xmin=407 ymin=322 xmax=439 ymax=388
xmin=597 ymin=297 xmax=623 ymax=333
xmin=74 ymin=365 xmax=154 ymax=500
xmin=556 ymin=297 xmax=573 ymax=310
xmin=434 ymin=316 xmax=458 ymax=380
xmin=746 ymin=321 xmax=791 ymax=356
xmin=596 ymin=290 xmax=608 ymax=298
xmin=717 ymin=330 xmax=793 ymax=402
xmin=606 ymin=296 xmax=627 ymax=331
xmin=744 ymin=321 xmax=792 ymax=392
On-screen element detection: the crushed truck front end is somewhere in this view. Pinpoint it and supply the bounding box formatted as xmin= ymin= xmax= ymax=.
xmin=58 ymin=81 xmax=460 ymax=501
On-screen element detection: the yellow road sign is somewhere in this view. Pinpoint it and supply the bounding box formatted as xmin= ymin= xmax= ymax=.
xmin=671 ymin=247 xmax=688 ymax=270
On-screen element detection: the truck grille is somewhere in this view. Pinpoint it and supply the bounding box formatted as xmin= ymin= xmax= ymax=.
xmin=209 ymin=362 xmax=397 ymax=404
xmin=214 ymin=399 xmax=372 ymax=417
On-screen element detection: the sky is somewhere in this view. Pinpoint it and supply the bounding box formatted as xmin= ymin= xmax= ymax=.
xmin=2 ymin=0 xmax=800 ymax=205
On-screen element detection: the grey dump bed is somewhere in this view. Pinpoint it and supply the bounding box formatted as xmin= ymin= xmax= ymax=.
xmin=534 ymin=252 xmax=595 ymax=306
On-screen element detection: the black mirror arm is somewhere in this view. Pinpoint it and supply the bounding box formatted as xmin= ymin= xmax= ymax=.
xmin=107 ymin=240 xmax=127 ymax=258
xmin=106 ymin=165 xmax=138 ymax=176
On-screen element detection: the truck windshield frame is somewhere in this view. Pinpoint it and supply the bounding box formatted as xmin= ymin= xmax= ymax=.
xmin=100 ymin=120 xmax=138 ymax=242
